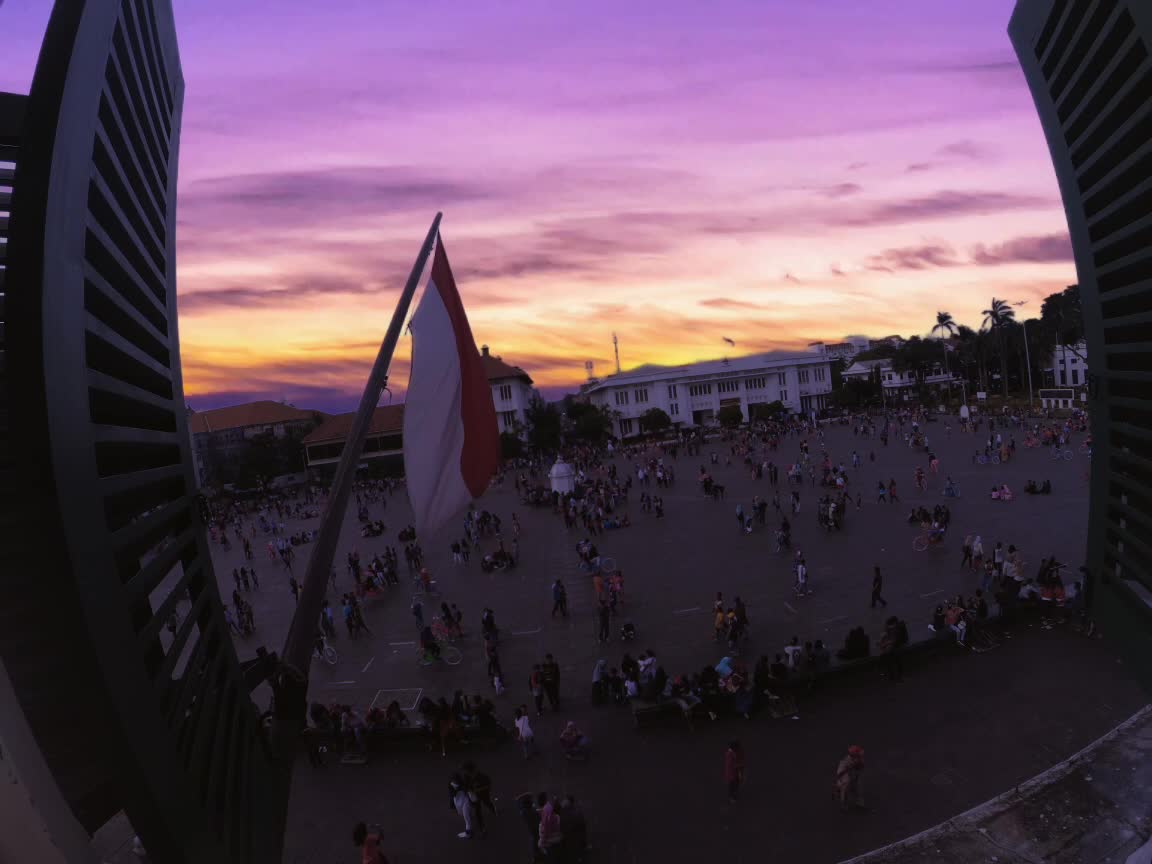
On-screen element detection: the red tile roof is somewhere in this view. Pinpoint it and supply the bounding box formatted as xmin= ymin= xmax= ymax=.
xmin=303 ymin=404 xmax=405 ymax=445
xmin=481 ymin=352 xmax=532 ymax=384
xmin=188 ymin=400 xmax=320 ymax=435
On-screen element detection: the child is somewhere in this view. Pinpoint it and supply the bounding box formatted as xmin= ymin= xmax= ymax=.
xmin=513 ymin=706 xmax=535 ymax=759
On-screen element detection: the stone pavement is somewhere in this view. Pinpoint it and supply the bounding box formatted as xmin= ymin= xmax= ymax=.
xmin=281 ymin=625 xmax=1149 ymax=864
xmin=838 ymin=705 xmax=1152 ymax=864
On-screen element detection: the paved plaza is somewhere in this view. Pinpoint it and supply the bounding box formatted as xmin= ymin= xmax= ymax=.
xmin=200 ymin=417 xmax=1135 ymax=863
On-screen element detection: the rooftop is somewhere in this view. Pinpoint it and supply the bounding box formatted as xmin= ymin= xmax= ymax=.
xmin=303 ymin=404 xmax=405 ymax=445
xmin=188 ymin=400 xmax=320 ymax=435
xmin=480 ymin=345 xmax=533 ymax=384
xmin=584 ymin=350 xmax=826 ymax=392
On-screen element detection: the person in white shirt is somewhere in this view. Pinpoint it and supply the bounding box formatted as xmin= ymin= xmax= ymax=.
xmin=783 ymin=636 xmax=803 ymax=668
xmin=514 ymin=706 xmax=535 ymax=759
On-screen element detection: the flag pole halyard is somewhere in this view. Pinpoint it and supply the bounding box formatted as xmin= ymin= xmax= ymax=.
xmin=271 ymin=212 xmax=441 ymax=762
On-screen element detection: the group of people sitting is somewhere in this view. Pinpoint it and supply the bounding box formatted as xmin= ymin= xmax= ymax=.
xmin=1024 ymin=479 xmax=1053 ymax=495
xmin=929 ymin=591 xmax=990 ymax=645
xmin=360 ymin=519 xmax=385 ymax=537
xmin=990 ymin=483 xmax=1014 ymax=501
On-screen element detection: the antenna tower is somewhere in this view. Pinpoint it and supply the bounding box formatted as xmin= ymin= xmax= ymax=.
xmin=612 ymin=332 xmax=621 ymax=374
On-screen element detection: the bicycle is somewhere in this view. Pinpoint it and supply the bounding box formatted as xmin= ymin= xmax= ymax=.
xmin=912 ymin=532 xmax=946 ymax=552
xmin=967 ymin=626 xmax=1002 ymax=653
xmin=977 ymin=454 xmax=1000 ymax=465
xmin=313 ymin=634 xmax=338 ymax=666
xmin=417 ymin=642 xmax=462 ymax=666
xmin=1050 ymin=448 xmax=1072 ymax=461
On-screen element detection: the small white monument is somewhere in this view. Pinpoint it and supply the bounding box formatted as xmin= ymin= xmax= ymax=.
xmin=549 ymin=458 xmax=576 ymax=495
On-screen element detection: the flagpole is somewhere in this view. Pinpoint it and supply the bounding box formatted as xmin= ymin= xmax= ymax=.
xmin=270 ymin=212 xmax=441 ymax=761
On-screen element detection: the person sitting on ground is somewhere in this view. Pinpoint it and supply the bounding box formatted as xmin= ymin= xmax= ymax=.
xmin=1041 ymin=479 xmax=1052 ymax=494
xmin=929 ymin=604 xmax=946 ymax=634
xmin=560 ymin=721 xmax=590 ymax=757
xmin=606 ymin=667 xmax=625 ymax=704
xmin=999 ymin=483 xmax=1013 ymax=502
xmin=623 ymin=673 xmax=640 ymax=700
xmin=769 ymin=653 xmax=789 ymax=681
xmin=1025 ymin=479 xmax=1038 ymax=494
xmin=419 ymin=625 xmax=440 ymax=660
xmin=944 ymin=602 xmax=968 ymax=645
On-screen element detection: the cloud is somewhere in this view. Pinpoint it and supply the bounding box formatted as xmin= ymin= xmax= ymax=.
xmin=905 ymin=162 xmax=936 ymax=173
xmin=837 ymin=190 xmax=1052 ymax=227
xmin=178 ymin=273 xmax=401 ymax=313
xmin=830 ymin=265 xmax=846 ymax=277
xmin=864 ymin=243 xmax=961 ymax=272
xmin=938 ymin=139 xmax=994 ymax=161
xmin=860 ymin=233 xmax=1073 ymax=273
xmin=784 ymin=272 xmax=803 ymax=284
xmin=846 ymin=162 xmax=868 ymax=172
xmin=699 ymin=298 xmax=765 ymax=310
xmin=821 ymin=182 xmax=862 ymax=198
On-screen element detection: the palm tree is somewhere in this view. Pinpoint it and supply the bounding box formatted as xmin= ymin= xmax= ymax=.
xmin=931 ymin=311 xmax=957 ymax=374
xmin=982 ymin=298 xmax=1016 ymax=398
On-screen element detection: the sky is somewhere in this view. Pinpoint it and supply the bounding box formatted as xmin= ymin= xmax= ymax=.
xmin=1 ymin=0 xmax=1076 ymax=413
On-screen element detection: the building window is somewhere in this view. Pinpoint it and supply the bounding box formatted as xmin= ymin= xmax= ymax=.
xmin=798 ymin=369 xmax=809 ymax=384
xmin=615 ymin=391 xmax=630 ymax=406
xmin=717 ymin=380 xmax=740 ymax=394
xmin=635 ymin=388 xmax=649 ymax=404
xmin=746 ymin=377 xmax=765 ymax=390
xmin=814 ymin=368 xmax=826 ymax=382
xmin=669 ymin=402 xmax=679 ymax=416
xmin=688 ymin=384 xmax=712 ymax=397
xmin=1071 ymin=369 xmax=1080 ymax=385
xmin=780 ymin=389 xmax=788 ymax=401
xmin=667 ymin=384 xmax=678 ymax=399
xmin=620 ymin=418 xmax=634 ymax=436
xmin=778 ymin=372 xmax=787 ymax=385
xmin=501 ymin=410 xmax=517 ymax=427
xmin=498 ymin=384 xmax=513 ymax=401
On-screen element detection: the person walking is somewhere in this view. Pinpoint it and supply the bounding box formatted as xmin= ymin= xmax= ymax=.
xmin=597 ymin=601 xmax=611 ymax=643
xmin=289 ymin=576 xmax=300 ymax=604
xmin=448 ymin=772 xmax=475 ymax=839
xmin=961 ymin=533 xmax=974 ymax=569
xmin=834 ymin=745 xmax=866 ymax=812
xmin=463 ymin=762 xmax=497 ymax=833
xmin=352 ymin=822 xmax=391 ymax=864
xmin=551 ymin=578 xmax=569 ymax=619
xmin=725 ymin=740 xmax=746 ymax=803
xmin=870 ymin=566 xmax=887 ymax=608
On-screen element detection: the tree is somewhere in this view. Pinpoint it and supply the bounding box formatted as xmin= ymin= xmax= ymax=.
xmin=749 ymin=401 xmax=786 ymax=421
xmin=499 ymin=431 xmax=523 ymax=460
xmin=524 ymin=396 xmax=562 ymax=452
xmin=563 ymin=398 xmax=615 ymax=445
xmin=931 ymin=310 xmax=957 ymax=374
xmin=1040 ymin=284 xmax=1085 ymax=361
xmin=982 ymin=298 xmax=1016 ymax=397
xmin=638 ymin=407 xmax=672 ymax=434
xmin=717 ymin=404 xmax=743 ymax=428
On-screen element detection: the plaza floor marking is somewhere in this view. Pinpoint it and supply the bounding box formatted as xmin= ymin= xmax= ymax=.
xmin=783 ymin=602 xmax=798 ymax=615
xmin=512 ymin=627 xmax=542 ymax=636
xmin=819 ymin=615 xmax=849 ymax=625
xmin=389 ymin=640 xmax=415 ymax=646
xmin=369 ymin=687 xmax=423 ymax=712
xmin=919 ymin=589 xmax=946 ymax=598
xmin=361 ymin=657 xmax=375 ymax=673
xmin=672 ymin=606 xmax=702 ymax=615
xmin=332 ymin=680 xmax=357 ymax=686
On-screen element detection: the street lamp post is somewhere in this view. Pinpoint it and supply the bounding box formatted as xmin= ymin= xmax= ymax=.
xmin=1013 ymin=301 xmax=1035 ymax=416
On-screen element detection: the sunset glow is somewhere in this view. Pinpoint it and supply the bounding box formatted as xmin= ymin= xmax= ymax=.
xmin=2 ymin=0 xmax=1076 ymax=411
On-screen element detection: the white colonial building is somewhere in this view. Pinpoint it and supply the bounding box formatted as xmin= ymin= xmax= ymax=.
xmin=842 ymin=358 xmax=956 ymax=397
xmin=1045 ymin=342 xmax=1088 ymax=389
xmin=481 ymin=345 xmax=536 ymax=437
xmin=584 ymin=352 xmax=833 ymax=438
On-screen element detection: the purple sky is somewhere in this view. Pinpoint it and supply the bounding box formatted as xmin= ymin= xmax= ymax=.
xmin=1 ymin=0 xmax=1073 ymax=413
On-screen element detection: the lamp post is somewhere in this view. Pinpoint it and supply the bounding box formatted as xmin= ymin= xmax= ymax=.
xmin=1013 ymin=301 xmax=1035 ymax=416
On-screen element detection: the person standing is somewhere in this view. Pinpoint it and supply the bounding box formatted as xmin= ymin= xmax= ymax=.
xmin=597 ymin=601 xmax=611 ymax=643
xmin=725 ymin=740 xmax=745 ymax=803
xmin=411 ymin=596 xmax=424 ymax=630
xmin=528 ymin=666 xmax=545 ymax=716
xmin=289 ymin=576 xmax=300 ymax=604
xmin=551 ymin=578 xmax=569 ymax=619
xmin=514 ymin=706 xmax=536 ymax=758
xmin=834 ymin=745 xmax=866 ymax=812
xmin=541 ymin=653 xmax=561 ymax=710
xmin=961 ymin=533 xmax=974 ymax=569
xmin=870 ymin=566 xmax=887 ymax=608
xmin=352 ymin=822 xmax=391 ymax=864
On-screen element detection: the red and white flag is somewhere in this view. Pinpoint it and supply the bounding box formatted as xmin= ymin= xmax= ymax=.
xmin=403 ymin=237 xmax=499 ymax=538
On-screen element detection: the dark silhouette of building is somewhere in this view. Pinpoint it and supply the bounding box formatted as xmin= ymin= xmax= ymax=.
xmin=1011 ymin=1 xmax=1152 ymax=687
xmin=1 ymin=3 xmax=281 ymax=861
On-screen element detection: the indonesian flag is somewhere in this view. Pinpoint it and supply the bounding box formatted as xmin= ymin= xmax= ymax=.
xmin=403 ymin=237 xmax=499 ymax=538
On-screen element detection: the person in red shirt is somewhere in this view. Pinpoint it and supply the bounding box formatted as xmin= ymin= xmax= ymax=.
xmin=725 ymin=740 xmax=745 ymax=803
xmin=352 ymin=822 xmax=390 ymax=864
